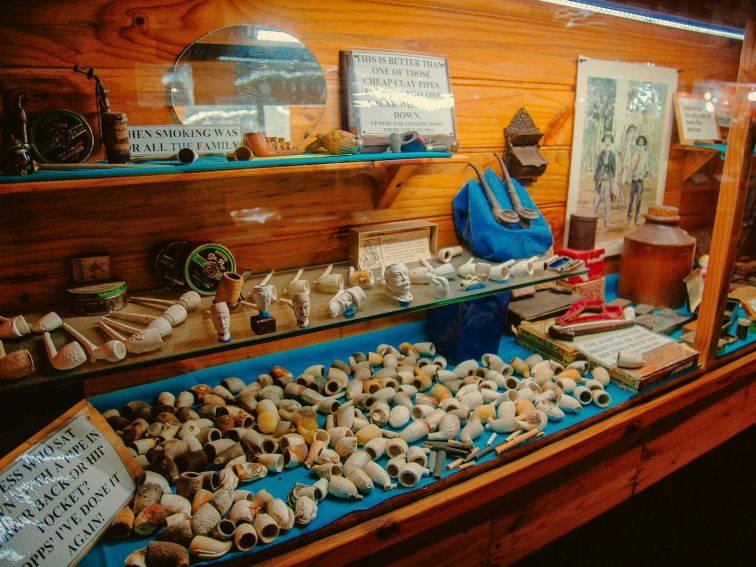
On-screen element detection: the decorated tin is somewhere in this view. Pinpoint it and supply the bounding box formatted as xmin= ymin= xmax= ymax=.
xmin=154 ymin=241 xmax=236 ymax=296
xmin=30 ymin=109 xmax=94 ymax=163
xmin=67 ymin=279 xmax=127 ymax=315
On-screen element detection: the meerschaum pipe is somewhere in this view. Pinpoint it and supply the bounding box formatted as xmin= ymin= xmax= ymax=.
xmin=43 ymin=332 xmax=87 ymax=371
xmin=31 ymin=312 xmax=63 ymax=333
xmin=0 ymin=315 xmax=31 ymax=338
xmin=130 ymin=291 xmax=201 ymax=312
xmin=98 ymin=320 xmax=163 ymax=354
xmin=63 ymin=323 xmax=126 ymax=363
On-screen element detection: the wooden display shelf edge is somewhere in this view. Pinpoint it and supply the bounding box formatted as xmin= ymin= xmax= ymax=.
xmin=0 ymin=155 xmax=470 ymax=197
xmin=672 ymin=144 xmax=723 ymax=181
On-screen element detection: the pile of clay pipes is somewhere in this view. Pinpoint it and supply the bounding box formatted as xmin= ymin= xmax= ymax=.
xmin=102 ymin=340 xmax=613 ymax=566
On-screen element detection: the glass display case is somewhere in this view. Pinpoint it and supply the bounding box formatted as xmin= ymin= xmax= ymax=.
xmin=0 ymin=1 xmax=753 ymax=565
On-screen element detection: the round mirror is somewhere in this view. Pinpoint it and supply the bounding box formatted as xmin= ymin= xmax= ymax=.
xmin=171 ymin=25 xmax=327 ymax=145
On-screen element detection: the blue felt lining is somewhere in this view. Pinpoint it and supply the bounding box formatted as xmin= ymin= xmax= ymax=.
xmin=83 ymin=318 xmax=633 ymax=566
xmin=453 ymin=167 xmax=554 ymax=262
xmin=0 ymin=152 xmax=452 ymax=183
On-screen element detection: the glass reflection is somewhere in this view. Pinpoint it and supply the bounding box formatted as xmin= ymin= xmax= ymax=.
xmin=171 ymin=25 xmax=327 ymax=144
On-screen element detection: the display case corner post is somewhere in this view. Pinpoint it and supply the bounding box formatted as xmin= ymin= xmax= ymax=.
xmin=694 ymin=10 xmax=756 ymax=366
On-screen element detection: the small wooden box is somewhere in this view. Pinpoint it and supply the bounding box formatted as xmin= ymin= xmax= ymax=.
xmin=348 ymin=221 xmax=438 ymax=270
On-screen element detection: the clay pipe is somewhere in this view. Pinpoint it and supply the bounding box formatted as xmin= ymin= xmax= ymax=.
xmin=105 ymin=311 xmax=173 ymax=337
xmin=0 ymin=340 xmax=35 ymax=380
xmin=494 ymin=153 xmax=539 ymax=227
xmin=131 ymin=148 xmax=199 ymax=164
xmin=63 ymin=322 xmax=126 ymax=363
xmin=42 ymin=332 xmax=87 ymax=371
xmin=98 ymin=320 xmax=163 ymax=354
xmin=130 ymin=291 xmax=201 ymax=312
xmin=0 ymin=315 xmax=31 ymax=339
xmin=467 ymin=163 xmax=519 ymax=226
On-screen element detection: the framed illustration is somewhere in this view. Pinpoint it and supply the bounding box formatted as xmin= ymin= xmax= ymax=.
xmin=340 ymin=49 xmax=457 ymax=152
xmin=673 ymin=93 xmax=721 ymax=145
xmin=565 ymin=57 xmax=678 ymax=256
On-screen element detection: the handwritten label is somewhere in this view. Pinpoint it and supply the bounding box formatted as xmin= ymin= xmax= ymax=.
xmin=128 ymin=124 xmax=241 ymax=155
xmin=0 ymin=413 xmax=134 ymax=566
xmin=678 ymin=98 xmax=719 ymax=140
xmin=348 ymin=50 xmax=455 ymax=136
xmin=573 ymin=325 xmax=672 ymax=367
xmin=358 ymin=228 xmax=432 ymax=270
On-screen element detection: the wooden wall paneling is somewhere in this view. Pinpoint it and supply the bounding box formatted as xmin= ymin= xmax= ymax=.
xmin=0 ymin=0 xmax=741 ymax=316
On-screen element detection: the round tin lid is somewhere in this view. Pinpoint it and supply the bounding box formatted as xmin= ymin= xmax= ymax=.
xmin=67 ymin=279 xmax=127 ymax=299
xmin=30 ymin=109 xmax=95 ymax=164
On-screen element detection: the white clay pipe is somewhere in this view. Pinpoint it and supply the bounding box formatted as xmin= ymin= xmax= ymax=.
xmin=315 ymin=264 xmax=343 ymax=293
xmin=30 ymin=311 xmax=63 ymax=333
xmin=0 ymin=315 xmax=31 ymax=338
xmin=121 ymin=302 xmax=186 ymax=326
xmin=105 ymin=311 xmax=173 ymax=337
xmin=241 ymin=270 xmax=275 ymax=309
xmin=130 ymin=291 xmax=201 ymax=311
xmin=130 ymin=148 xmax=199 ymax=164
xmin=42 ymin=332 xmax=87 ymax=371
xmin=98 ymin=320 xmax=163 ymax=354
xmin=419 ymin=258 xmax=456 ymax=278
xmin=284 ymin=268 xmax=311 ymax=295
xmin=63 ymin=323 xmax=126 ymax=363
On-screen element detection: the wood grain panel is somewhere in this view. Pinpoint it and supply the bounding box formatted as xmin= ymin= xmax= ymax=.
xmin=0 ymin=0 xmax=740 ymax=314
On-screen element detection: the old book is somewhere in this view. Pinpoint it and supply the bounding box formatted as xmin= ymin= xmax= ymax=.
xmin=572 ymin=326 xmax=699 ymax=391
xmin=607 ymin=341 xmax=699 ymax=391
xmin=516 ymin=318 xmax=583 ymax=364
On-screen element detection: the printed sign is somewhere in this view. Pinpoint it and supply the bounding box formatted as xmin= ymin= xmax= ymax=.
xmin=128 ymin=124 xmax=241 ymax=155
xmin=674 ymin=94 xmax=721 ymax=145
xmin=341 ymin=50 xmax=456 ymax=142
xmin=0 ymin=408 xmax=136 ymax=567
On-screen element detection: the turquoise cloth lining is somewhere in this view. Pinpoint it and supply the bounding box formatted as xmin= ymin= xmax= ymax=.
xmin=0 ymin=152 xmax=452 ymax=184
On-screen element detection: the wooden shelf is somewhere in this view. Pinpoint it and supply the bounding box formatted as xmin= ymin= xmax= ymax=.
xmin=674 ymin=144 xmax=722 ymax=181
xmin=0 ymin=155 xmax=470 ymax=203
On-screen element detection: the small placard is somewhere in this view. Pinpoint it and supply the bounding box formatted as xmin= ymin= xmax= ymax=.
xmin=0 ymin=401 xmax=140 ymax=566
xmin=349 ymin=221 xmax=437 ymax=270
xmin=128 ymin=124 xmax=241 ymax=155
xmin=674 ymin=94 xmax=721 ymax=145
xmin=340 ymin=49 xmax=456 ymax=148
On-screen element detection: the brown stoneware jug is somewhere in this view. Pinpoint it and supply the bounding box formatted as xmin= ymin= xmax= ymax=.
xmin=618 ymin=205 xmax=696 ymax=308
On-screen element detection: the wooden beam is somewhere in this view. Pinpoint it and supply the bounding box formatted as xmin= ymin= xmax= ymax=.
xmin=373 ymin=164 xmax=419 ymax=209
xmin=695 ymin=9 xmax=756 ymax=366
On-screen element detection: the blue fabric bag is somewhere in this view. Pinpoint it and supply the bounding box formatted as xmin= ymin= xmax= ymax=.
xmin=453 ymin=167 xmax=553 ymax=261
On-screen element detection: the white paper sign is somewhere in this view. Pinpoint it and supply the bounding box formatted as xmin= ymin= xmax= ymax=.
xmin=348 ymin=50 xmax=455 ymax=136
xmin=358 ymin=229 xmax=432 ymax=270
xmin=573 ymin=325 xmax=672 ymax=367
xmin=677 ymin=98 xmax=719 ymax=141
xmin=0 ymin=413 xmax=134 ymax=566
xmin=128 ymin=124 xmax=241 ymax=155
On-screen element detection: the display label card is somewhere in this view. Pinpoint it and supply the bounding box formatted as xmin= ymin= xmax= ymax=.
xmin=0 ymin=402 xmax=139 ymax=567
xmin=358 ymin=229 xmax=432 ymax=270
xmin=674 ymin=94 xmax=721 ymax=145
xmin=573 ymin=325 xmax=672 ymax=367
xmin=341 ymin=50 xmax=456 ymax=141
xmin=128 ymin=124 xmax=241 ymax=155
